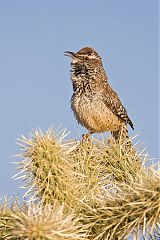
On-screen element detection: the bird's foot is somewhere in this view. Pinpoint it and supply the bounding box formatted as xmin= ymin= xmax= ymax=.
xmin=82 ymin=132 xmax=92 ymax=144
xmin=82 ymin=133 xmax=90 ymax=140
xmin=107 ymin=136 xmax=116 ymax=146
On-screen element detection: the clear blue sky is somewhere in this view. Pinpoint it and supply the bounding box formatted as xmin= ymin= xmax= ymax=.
xmin=0 ymin=0 xmax=158 ymax=197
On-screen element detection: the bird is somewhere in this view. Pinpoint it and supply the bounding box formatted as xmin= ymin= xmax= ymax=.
xmin=64 ymin=47 xmax=134 ymax=144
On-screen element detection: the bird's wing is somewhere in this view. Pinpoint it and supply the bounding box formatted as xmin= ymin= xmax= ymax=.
xmin=101 ymin=87 xmax=134 ymax=130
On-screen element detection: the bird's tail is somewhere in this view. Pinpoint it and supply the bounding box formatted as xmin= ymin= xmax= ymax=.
xmin=111 ymin=125 xmax=140 ymax=161
xmin=111 ymin=125 xmax=132 ymax=147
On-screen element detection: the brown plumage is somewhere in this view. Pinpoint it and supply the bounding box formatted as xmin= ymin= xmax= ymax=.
xmin=64 ymin=47 xmax=134 ymax=143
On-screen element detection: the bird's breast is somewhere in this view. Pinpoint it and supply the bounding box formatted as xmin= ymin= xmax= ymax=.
xmin=71 ymin=93 xmax=124 ymax=133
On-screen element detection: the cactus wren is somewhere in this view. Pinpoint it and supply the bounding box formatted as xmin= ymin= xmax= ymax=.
xmin=64 ymin=47 xmax=134 ymax=142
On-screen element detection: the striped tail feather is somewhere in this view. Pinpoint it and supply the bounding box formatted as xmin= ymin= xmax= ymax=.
xmin=111 ymin=125 xmax=130 ymax=145
xmin=111 ymin=125 xmax=140 ymax=161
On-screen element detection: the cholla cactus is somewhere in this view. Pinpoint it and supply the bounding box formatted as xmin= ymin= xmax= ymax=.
xmin=15 ymin=129 xmax=73 ymax=204
xmin=0 ymin=198 xmax=87 ymax=240
xmin=0 ymin=128 xmax=159 ymax=239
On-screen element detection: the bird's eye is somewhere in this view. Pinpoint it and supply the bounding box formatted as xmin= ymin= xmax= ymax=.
xmin=84 ymin=56 xmax=90 ymax=60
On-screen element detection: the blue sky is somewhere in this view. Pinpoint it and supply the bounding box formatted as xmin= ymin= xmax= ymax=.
xmin=0 ymin=0 xmax=158 ymax=196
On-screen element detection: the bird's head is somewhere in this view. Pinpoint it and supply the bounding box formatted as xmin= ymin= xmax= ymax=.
xmin=64 ymin=47 xmax=101 ymax=65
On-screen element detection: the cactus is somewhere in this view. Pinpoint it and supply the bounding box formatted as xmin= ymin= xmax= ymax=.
xmin=0 ymin=128 xmax=159 ymax=239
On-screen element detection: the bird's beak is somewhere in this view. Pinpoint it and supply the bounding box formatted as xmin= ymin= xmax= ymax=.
xmin=64 ymin=51 xmax=76 ymax=58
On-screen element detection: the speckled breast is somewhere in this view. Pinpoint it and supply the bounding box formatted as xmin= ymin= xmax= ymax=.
xmin=71 ymin=93 xmax=124 ymax=133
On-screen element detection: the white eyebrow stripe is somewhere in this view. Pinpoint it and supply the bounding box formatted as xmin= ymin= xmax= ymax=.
xmin=87 ymin=55 xmax=97 ymax=59
xmin=72 ymin=59 xmax=79 ymax=64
